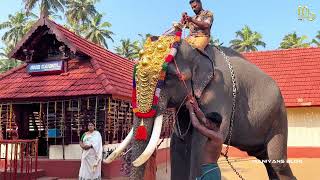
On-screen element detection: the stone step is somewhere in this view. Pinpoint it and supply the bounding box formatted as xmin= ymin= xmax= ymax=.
xmin=0 ymin=169 xmax=45 ymax=179
xmin=37 ymin=176 xmax=59 ymax=180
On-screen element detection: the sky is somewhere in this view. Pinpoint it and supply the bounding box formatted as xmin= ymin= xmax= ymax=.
xmin=0 ymin=0 xmax=319 ymax=52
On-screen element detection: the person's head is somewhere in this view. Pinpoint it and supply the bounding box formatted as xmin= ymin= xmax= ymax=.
xmin=87 ymin=121 xmax=95 ymax=132
xmin=189 ymin=0 xmax=202 ymax=14
xmin=205 ymin=112 xmax=222 ymax=131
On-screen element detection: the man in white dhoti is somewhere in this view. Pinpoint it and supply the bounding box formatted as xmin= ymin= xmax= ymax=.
xmin=79 ymin=122 xmax=103 ymax=180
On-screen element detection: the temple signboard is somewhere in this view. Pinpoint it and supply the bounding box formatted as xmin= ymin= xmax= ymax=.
xmin=27 ymin=60 xmax=64 ymax=75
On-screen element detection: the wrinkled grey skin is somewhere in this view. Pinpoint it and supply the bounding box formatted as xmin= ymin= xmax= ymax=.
xmin=130 ymin=41 xmax=296 ymax=180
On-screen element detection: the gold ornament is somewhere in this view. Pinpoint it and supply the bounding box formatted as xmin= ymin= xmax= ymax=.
xmin=136 ymin=36 xmax=175 ymax=113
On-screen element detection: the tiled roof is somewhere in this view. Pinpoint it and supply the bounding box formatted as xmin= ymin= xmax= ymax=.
xmin=243 ymin=47 xmax=320 ymax=107
xmin=0 ymin=18 xmax=134 ymax=102
xmin=0 ymin=59 xmax=106 ymax=101
xmin=50 ymin=20 xmax=134 ymax=99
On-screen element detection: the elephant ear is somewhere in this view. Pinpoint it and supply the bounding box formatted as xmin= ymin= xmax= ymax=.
xmin=191 ymin=53 xmax=215 ymax=99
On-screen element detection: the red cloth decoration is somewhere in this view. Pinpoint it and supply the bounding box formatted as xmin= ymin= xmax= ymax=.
xmin=152 ymin=96 xmax=159 ymax=104
xmin=165 ymin=55 xmax=174 ymax=62
xmin=135 ymin=120 xmax=148 ymax=141
xmin=135 ymin=110 xmax=157 ymax=119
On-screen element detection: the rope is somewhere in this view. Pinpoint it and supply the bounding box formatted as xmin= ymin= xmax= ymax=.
xmin=172 ymin=50 xmax=194 ymax=139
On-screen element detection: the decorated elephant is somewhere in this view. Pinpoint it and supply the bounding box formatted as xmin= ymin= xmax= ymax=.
xmin=105 ymin=32 xmax=296 ymax=180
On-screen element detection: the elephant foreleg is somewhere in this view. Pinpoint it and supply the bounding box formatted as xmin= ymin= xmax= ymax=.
xmin=170 ymin=132 xmax=192 ymax=180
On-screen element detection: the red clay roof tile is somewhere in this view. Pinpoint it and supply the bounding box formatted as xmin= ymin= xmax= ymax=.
xmin=243 ymin=47 xmax=320 ymax=107
xmin=0 ymin=18 xmax=134 ymax=102
xmin=0 ymin=58 xmax=106 ymax=101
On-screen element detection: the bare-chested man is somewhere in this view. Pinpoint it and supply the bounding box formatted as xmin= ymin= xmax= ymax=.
xmin=186 ymin=97 xmax=223 ymax=180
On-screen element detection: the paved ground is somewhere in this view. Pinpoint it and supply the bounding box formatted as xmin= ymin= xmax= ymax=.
xmin=219 ymin=157 xmax=318 ymax=180
xmin=219 ymin=157 xmax=317 ymax=180
xmin=61 ymin=157 xmax=319 ymax=180
xmin=155 ymin=157 xmax=318 ymax=180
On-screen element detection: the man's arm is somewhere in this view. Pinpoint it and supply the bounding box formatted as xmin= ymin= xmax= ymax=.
xmin=186 ymin=101 xmax=221 ymax=142
xmin=188 ymin=18 xmax=210 ymax=29
xmin=188 ymin=109 xmax=222 ymax=142
xmin=185 ymin=11 xmax=213 ymax=30
xmin=191 ymin=99 xmax=207 ymax=124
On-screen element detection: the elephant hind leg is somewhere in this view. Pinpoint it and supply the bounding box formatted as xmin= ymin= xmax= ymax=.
xmin=250 ymin=148 xmax=279 ymax=180
xmin=266 ymin=133 xmax=296 ymax=180
xmin=263 ymin=101 xmax=296 ymax=180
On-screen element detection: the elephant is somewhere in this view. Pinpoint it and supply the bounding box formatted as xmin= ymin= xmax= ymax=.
xmin=105 ymin=38 xmax=297 ymax=180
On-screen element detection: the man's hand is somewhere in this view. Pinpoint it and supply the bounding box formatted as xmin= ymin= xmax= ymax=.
xmin=188 ymin=96 xmax=206 ymax=124
xmin=186 ymin=94 xmax=195 ymax=110
xmin=187 ymin=95 xmax=199 ymax=110
xmin=185 ymin=15 xmax=193 ymax=22
xmin=182 ymin=12 xmax=187 ymax=19
xmin=181 ymin=12 xmax=188 ymax=24
xmin=191 ymin=97 xmax=200 ymax=111
xmin=186 ymin=101 xmax=193 ymax=110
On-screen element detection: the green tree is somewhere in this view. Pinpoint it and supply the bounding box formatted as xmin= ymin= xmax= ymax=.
xmin=84 ymin=14 xmax=114 ymax=49
xmin=64 ymin=22 xmax=87 ymax=36
xmin=114 ymin=39 xmax=140 ymax=60
xmin=0 ymin=46 xmax=22 ymax=73
xmin=230 ymin=25 xmax=266 ymax=52
xmin=132 ymin=33 xmax=152 ymax=55
xmin=0 ymin=11 xmax=37 ymax=47
xmin=311 ymin=31 xmax=320 ymax=47
xmin=209 ymin=37 xmax=223 ymax=47
xmin=65 ymin=0 xmax=98 ymax=25
xmin=137 ymin=33 xmax=152 ymax=48
xmin=279 ymin=32 xmax=310 ymax=49
xmin=23 ymin=0 xmax=65 ymax=16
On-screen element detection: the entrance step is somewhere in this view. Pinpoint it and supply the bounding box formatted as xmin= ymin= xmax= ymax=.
xmin=0 ymin=169 xmax=45 ymax=179
xmin=37 ymin=177 xmax=59 ymax=180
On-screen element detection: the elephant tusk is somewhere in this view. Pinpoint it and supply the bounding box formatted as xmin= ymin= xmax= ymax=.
xmin=132 ymin=115 xmax=163 ymax=167
xmin=104 ymin=128 xmax=134 ymax=164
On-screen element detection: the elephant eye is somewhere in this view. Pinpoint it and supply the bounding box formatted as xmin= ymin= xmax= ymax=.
xmin=166 ymin=64 xmax=178 ymax=77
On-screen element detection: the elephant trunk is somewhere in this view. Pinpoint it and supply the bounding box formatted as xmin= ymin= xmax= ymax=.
xmin=105 ymin=114 xmax=164 ymax=180
xmin=130 ymin=114 xmax=163 ymax=180
xmin=132 ymin=115 xmax=163 ymax=166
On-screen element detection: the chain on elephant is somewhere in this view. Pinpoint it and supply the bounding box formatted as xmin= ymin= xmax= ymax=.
xmin=216 ymin=45 xmax=245 ymax=180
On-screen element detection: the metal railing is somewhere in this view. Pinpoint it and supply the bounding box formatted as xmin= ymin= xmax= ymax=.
xmin=0 ymin=139 xmax=38 ymax=180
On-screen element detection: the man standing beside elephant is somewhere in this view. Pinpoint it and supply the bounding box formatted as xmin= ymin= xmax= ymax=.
xmin=186 ymin=97 xmax=223 ymax=180
xmin=181 ymin=0 xmax=214 ymax=52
